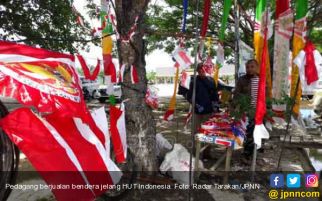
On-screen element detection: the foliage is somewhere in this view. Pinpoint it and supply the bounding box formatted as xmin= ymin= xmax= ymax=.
xmin=0 ymin=0 xmax=96 ymax=53
xmin=145 ymin=0 xmax=321 ymax=59
xmin=230 ymin=93 xmax=294 ymax=122
xmin=146 ymin=71 xmax=157 ymax=83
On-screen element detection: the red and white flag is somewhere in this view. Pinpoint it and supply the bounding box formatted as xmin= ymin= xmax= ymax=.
xmin=0 ymin=108 xmax=121 ymax=201
xmin=172 ymin=47 xmax=192 ymax=69
xmin=180 ymin=70 xmax=191 ymax=89
xmin=103 ymin=54 xmax=117 ymax=83
xmin=253 ymin=17 xmax=270 ymax=149
xmin=76 ymin=55 xmax=101 ymax=81
xmin=110 ymin=103 xmax=127 ymax=163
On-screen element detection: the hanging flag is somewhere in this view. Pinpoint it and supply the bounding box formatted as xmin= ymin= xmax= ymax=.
xmin=272 ymin=0 xmax=293 ymax=113
xmin=180 ymin=70 xmax=191 ymax=90
xmin=293 ymin=41 xmax=322 ymax=91
xmin=172 ymin=47 xmax=193 ymax=69
xmin=181 ymin=0 xmax=188 ymax=33
xmin=254 ymin=0 xmax=272 ymax=98
xmin=291 ymin=0 xmax=308 ymax=115
xmin=145 ymin=87 xmax=159 ymax=109
xmin=0 ymin=108 xmax=121 ymax=201
xmin=110 ymin=103 xmax=127 ymax=163
xmin=76 ymin=55 xmax=101 ymax=81
xmin=163 ymin=66 xmax=180 ymax=121
xmin=0 ymin=41 xmax=84 ymax=115
xmin=253 ymin=12 xmax=270 ymax=149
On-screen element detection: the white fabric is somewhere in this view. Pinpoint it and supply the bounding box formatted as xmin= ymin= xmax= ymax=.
xmin=180 ymin=71 xmax=190 ymax=89
xmin=172 ymin=47 xmax=192 ymax=69
xmin=90 ymin=107 xmax=110 ymax=158
xmin=238 ymin=41 xmax=253 ymax=76
xmin=73 ymin=118 xmax=122 ymax=184
xmin=293 ymin=50 xmax=322 ymax=91
xmin=216 ymin=43 xmax=224 ymax=67
xmin=156 ymin=133 xmax=173 ymax=157
xmin=253 ymin=124 xmax=269 ymax=149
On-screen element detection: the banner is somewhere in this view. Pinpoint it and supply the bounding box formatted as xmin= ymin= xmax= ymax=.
xmin=291 ymin=0 xmax=308 ymax=115
xmin=272 ymin=1 xmax=293 ymax=112
xmin=0 ymin=41 xmax=84 ymax=115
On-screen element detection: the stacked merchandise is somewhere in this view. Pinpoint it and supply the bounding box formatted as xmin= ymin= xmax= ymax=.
xmin=197 ymin=113 xmax=246 ymax=149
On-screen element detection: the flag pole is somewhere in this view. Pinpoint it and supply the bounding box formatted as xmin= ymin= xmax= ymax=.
xmin=276 ymin=76 xmax=301 ymax=170
xmin=234 ymin=0 xmax=240 ymax=82
xmin=189 ymin=0 xmax=200 ymax=200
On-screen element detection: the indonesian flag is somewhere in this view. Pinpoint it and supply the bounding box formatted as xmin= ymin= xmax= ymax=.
xmin=103 ymin=54 xmax=117 ymax=83
xmin=253 ymin=14 xmax=270 ymax=149
xmin=0 ymin=108 xmax=121 ymax=201
xmin=109 ymin=103 xmax=127 ymax=163
xmin=145 ymin=87 xmax=159 ymax=109
xmin=180 ymin=70 xmax=190 ymax=89
xmin=164 ymin=66 xmax=180 ymax=121
xmin=172 ymin=47 xmax=192 ymax=69
xmin=0 ymin=40 xmax=84 ymax=115
xmin=76 ymin=55 xmax=101 ymax=81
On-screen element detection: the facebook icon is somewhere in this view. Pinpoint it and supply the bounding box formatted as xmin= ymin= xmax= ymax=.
xmin=270 ymin=174 xmax=284 ymax=188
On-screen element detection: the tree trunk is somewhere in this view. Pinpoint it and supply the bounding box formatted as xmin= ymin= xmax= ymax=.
xmin=115 ymin=0 xmax=157 ymax=171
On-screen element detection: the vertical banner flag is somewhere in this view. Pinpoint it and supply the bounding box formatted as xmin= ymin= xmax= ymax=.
xmin=101 ymin=0 xmax=116 ymax=84
xmin=272 ymin=0 xmax=293 ymax=113
xmin=291 ymin=0 xmax=308 ymax=115
xmin=214 ymin=0 xmax=232 ymax=84
xmin=253 ymin=12 xmax=270 ymax=149
xmin=254 ymin=0 xmax=272 ymax=98
xmin=164 ymin=66 xmax=180 ymax=121
xmin=198 ymin=0 xmax=211 ymax=59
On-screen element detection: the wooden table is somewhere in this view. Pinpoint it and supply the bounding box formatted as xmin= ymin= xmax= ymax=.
xmin=194 ymin=133 xmax=241 ymax=183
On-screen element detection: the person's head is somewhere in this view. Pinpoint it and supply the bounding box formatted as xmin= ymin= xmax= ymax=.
xmin=197 ymin=63 xmax=206 ymax=77
xmin=245 ymin=59 xmax=259 ymax=76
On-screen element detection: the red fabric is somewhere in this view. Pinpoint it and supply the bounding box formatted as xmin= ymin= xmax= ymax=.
xmin=130 ymin=65 xmax=139 ymax=84
xmin=0 ymin=108 xmax=114 ymax=201
xmin=163 ymin=109 xmax=174 ymax=121
xmin=275 ymin=0 xmax=290 ymax=19
xmin=304 ymin=41 xmax=318 ymax=85
xmin=255 ymin=22 xmax=268 ymax=125
xmin=0 ymin=40 xmax=74 ymax=60
xmin=200 ymin=0 xmax=211 ymax=37
xmin=103 ymin=54 xmax=117 ymax=83
xmin=109 ymin=105 xmax=126 ymax=163
xmin=77 ymin=55 xmax=100 ymax=81
xmin=0 ymin=42 xmax=84 ymax=115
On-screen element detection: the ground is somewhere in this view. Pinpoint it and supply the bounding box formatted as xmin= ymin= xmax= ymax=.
xmin=4 ymin=96 xmax=322 ymax=201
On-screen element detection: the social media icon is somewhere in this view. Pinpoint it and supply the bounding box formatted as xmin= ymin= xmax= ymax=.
xmin=270 ymin=174 xmax=284 ymax=188
xmin=287 ymin=174 xmax=301 ymax=188
xmin=305 ymin=174 xmax=319 ymax=187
